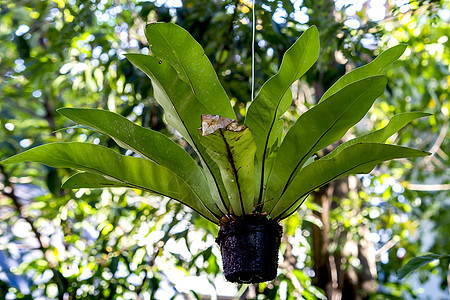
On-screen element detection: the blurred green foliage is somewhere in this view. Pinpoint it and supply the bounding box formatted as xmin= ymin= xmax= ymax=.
xmin=0 ymin=0 xmax=448 ymax=299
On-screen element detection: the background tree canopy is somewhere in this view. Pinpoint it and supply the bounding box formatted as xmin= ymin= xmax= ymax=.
xmin=0 ymin=0 xmax=448 ymax=299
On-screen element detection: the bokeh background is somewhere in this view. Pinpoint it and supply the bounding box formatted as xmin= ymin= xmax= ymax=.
xmin=0 ymin=0 xmax=449 ymax=299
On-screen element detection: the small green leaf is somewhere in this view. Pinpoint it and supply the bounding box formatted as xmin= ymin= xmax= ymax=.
xmin=109 ymin=256 xmax=120 ymax=274
xmin=199 ymin=115 xmax=256 ymax=215
xmin=245 ymin=26 xmax=319 ymax=205
xmin=398 ymin=254 xmax=449 ymax=279
xmin=1 ymin=142 xmax=220 ymax=222
xmin=145 ymin=22 xmax=235 ymax=119
xmin=266 ymin=76 xmax=388 ymax=211
xmin=269 ymin=143 xmax=429 ymax=218
xmin=320 ymin=44 xmax=407 ymax=102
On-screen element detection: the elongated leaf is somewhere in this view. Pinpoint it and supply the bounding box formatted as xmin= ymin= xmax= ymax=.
xmin=1 ymin=142 xmax=220 ymax=222
xmin=326 ymin=112 xmax=431 ymax=159
xmin=125 ymin=54 xmax=204 ymax=144
xmin=278 ymin=195 xmax=309 ymax=220
xmin=268 ymin=143 xmax=429 ymax=218
xmin=63 ymin=172 xmax=124 ymax=188
xmin=244 ymin=26 xmax=319 ymax=205
xmin=398 ymin=254 xmax=450 ymax=279
xmin=57 ymin=107 xmax=213 ymax=209
xmin=145 ymin=22 xmax=235 ymax=119
xmin=125 ymin=53 xmax=229 ymax=213
xmin=198 ymin=115 xmax=256 ymax=215
xmin=265 ymin=76 xmax=388 ymax=210
xmin=274 ymin=156 xmax=316 ymax=219
xmin=320 ymin=44 xmax=406 ymax=102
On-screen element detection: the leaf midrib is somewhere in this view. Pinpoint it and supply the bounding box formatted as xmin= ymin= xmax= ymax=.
xmin=276 ymin=84 xmax=378 ymax=205
xmin=67 ymin=115 xmax=159 ymax=164
xmin=271 ymin=154 xmax=402 ymax=218
xmin=56 ymin=156 xmax=219 ymax=222
xmin=152 ymin=72 xmax=228 ymax=214
xmin=153 ymin=26 xmax=198 ymax=96
xmin=257 ymin=44 xmax=309 ymax=207
xmin=67 ymin=114 xmax=214 ymax=207
xmin=219 ymin=129 xmax=245 ymax=214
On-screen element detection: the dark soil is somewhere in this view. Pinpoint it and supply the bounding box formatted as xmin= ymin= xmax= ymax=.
xmin=216 ymin=214 xmax=282 ymax=284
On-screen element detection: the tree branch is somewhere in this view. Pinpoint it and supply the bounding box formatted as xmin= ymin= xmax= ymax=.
xmin=0 ymin=165 xmax=67 ymax=297
xmin=214 ymin=0 xmax=240 ymax=70
xmin=406 ymin=183 xmax=450 ymax=191
xmin=279 ymin=227 xmax=304 ymax=297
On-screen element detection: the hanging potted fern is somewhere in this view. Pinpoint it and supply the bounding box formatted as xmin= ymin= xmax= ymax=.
xmin=1 ymin=22 xmax=430 ymax=284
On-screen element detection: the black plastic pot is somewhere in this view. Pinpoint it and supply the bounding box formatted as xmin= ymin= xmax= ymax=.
xmin=216 ymin=215 xmax=282 ymax=284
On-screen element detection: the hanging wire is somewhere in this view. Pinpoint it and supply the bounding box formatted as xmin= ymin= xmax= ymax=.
xmin=251 ymin=0 xmax=256 ymax=102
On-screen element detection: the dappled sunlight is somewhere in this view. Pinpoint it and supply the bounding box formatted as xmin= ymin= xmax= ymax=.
xmin=0 ymin=0 xmax=448 ymax=299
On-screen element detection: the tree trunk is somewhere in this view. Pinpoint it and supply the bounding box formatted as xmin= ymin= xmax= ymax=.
xmin=311 ymin=77 xmax=377 ymax=299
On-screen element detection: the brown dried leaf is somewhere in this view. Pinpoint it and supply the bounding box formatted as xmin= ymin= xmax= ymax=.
xmin=201 ymin=114 xmax=234 ymax=136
